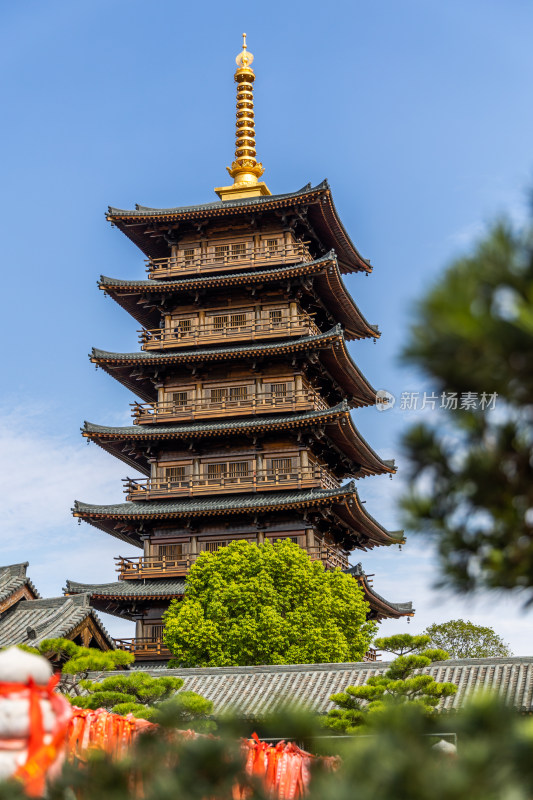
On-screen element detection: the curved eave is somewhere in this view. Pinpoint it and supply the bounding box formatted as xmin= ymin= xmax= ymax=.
xmin=106 ymin=181 xmax=370 ymax=274
xmin=356 ymin=573 xmax=414 ymax=621
xmin=72 ymin=483 xmax=403 ymax=550
xmin=99 ymin=253 xmax=379 ymax=341
xmin=66 ymin=580 xmax=185 ymax=602
xmin=91 ymin=327 xmax=377 ymax=407
xmin=82 ymin=403 xmax=395 ymax=479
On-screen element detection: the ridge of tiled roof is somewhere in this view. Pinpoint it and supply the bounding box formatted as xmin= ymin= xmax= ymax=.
xmin=89 ymin=657 xmax=533 ymax=714
xmin=65 ymin=579 xmax=186 ymax=597
xmin=83 ymin=403 xmax=350 ymax=436
xmin=0 ymin=563 xmax=40 ymax=604
xmin=73 ymin=483 xmax=357 ymax=517
xmin=107 ymin=182 xmax=327 ymax=218
xmin=92 ymin=325 xmax=342 ymax=363
xmin=99 ymin=252 xmax=335 ymax=289
xmin=0 ymin=593 xmax=114 ymax=649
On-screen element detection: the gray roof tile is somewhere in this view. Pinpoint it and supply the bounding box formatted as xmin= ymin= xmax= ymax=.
xmin=66 ymin=579 xmax=185 ymax=597
xmin=0 ymin=563 xmax=39 ymax=604
xmin=93 ymin=657 xmax=533 ymax=714
xmin=0 ymin=594 xmax=114 ymax=648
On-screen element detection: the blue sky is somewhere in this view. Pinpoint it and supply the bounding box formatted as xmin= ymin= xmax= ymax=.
xmin=1 ymin=0 xmax=532 ymax=651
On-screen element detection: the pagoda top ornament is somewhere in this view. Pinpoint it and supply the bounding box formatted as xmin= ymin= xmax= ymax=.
xmin=215 ymin=34 xmax=272 ymax=201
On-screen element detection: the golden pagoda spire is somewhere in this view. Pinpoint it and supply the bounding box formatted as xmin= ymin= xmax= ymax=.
xmin=215 ymin=34 xmax=271 ymax=200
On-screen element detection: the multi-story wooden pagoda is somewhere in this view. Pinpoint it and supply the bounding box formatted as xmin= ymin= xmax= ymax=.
xmin=67 ymin=36 xmax=413 ymax=661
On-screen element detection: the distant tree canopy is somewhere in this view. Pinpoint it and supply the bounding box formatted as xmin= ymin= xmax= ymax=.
xmin=400 ymin=214 xmax=533 ymax=598
xmin=424 ymin=620 xmax=511 ymax=659
xmin=324 ymin=634 xmax=457 ymax=733
xmin=163 ymin=539 xmax=377 ymax=667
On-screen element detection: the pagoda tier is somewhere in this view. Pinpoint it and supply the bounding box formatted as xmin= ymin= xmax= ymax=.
xmin=72 ymin=483 xmax=404 ymax=551
xmin=82 ymin=403 xmax=395 ymax=479
xmin=99 ymin=252 xmax=379 ymax=341
xmin=106 ymin=180 xmax=370 ymax=274
xmin=64 ymin=561 xmax=413 ymax=661
xmin=91 ymin=325 xmax=376 ymax=407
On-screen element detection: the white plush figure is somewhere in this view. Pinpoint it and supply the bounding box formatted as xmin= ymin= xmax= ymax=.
xmin=0 ymin=647 xmax=72 ymax=785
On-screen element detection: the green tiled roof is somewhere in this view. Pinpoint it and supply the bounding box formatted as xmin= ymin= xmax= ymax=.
xmin=0 ymin=563 xmax=39 ymax=604
xmin=92 ymin=325 xmax=342 ymax=363
xmin=66 ymin=579 xmax=185 ymax=597
xmin=0 ymin=594 xmax=114 ymax=649
xmin=73 ymin=483 xmax=358 ymax=517
xmin=99 ymin=252 xmax=334 ymax=290
xmin=83 ymin=403 xmax=350 ymax=437
xmin=108 ymin=182 xmax=328 ymax=218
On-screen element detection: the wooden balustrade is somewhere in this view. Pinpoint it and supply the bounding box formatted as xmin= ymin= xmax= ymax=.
xmin=115 ymin=554 xmax=198 ymax=579
xmin=114 ymin=637 xmax=171 ymax=660
xmin=124 ymin=466 xmax=340 ymax=500
xmin=115 ymin=544 xmax=348 ymax=580
xmin=139 ymin=312 xmax=319 ymax=351
xmin=147 ymin=240 xmax=312 ymax=278
xmin=132 ymin=388 xmax=328 ymax=424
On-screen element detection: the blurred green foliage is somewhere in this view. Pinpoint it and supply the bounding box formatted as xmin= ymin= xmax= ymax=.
xmin=163 ymin=539 xmax=377 ymax=666
xmin=400 ymin=217 xmax=533 ymax=596
xmin=3 ymin=694 xmax=533 ymax=798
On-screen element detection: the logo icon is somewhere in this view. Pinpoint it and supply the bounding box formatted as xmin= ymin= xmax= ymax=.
xmin=375 ymin=390 xmax=396 ymax=412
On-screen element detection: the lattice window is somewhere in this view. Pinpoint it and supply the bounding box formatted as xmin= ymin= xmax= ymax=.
xmin=165 ymin=466 xmax=187 ymax=485
xmin=148 ymin=624 xmax=164 ymax=641
xmin=174 ymin=319 xmax=193 ymax=336
xmin=171 ymin=391 xmax=189 ymax=407
xmin=210 ymin=387 xmax=227 ymax=403
xmin=266 ymin=238 xmax=279 ymax=253
xmin=229 ymin=313 xmax=247 ymax=329
xmin=183 ymin=248 xmax=195 ymax=264
xmin=230 ymin=242 xmax=246 ymax=259
xmin=270 ymin=382 xmax=289 ymax=399
xmin=213 ymin=315 xmax=229 ymax=331
xmin=270 ymin=458 xmax=293 ymax=474
xmin=229 ymin=385 xmax=248 ymax=401
xmin=157 ymin=544 xmax=183 ymax=559
xmin=214 ymin=245 xmax=230 ymax=262
xmin=207 ymin=463 xmax=226 ymax=479
xmin=228 ymin=461 xmax=249 ymax=478
xmin=205 ymin=540 xmax=228 ymax=553
xmin=268 ymin=309 xmax=283 ymax=326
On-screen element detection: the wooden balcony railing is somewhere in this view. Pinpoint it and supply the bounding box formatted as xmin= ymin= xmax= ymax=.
xmin=114 ymin=637 xmax=171 ymax=660
xmin=123 ymin=466 xmax=340 ymax=500
xmin=363 ymin=648 xmax=380 ymax=663
xmin=139 ymin=313 xmax=319 ymax=351
xmin=132 ymin=388 xmax=329 ymax=425
xmin=115 ymin=554 xmax=198 ymax=580
xmin=147 ymin=240 xmax=312 ymax=278
xmin=115 ymin=545 xmax=348 ymax=580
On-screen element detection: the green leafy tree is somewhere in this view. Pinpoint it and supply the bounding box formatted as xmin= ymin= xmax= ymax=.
xmin=399 ymin=215 xmax=533 ymax=597
xmin=163 ymin=539 xmax=377 ymax=667
xmin=73 ymin=671 xmax=215 ymax=730
xmin=324 ymin=634 xmax=457 ymax=732
xmin=424 ymin=619 xmax=512 ymax=658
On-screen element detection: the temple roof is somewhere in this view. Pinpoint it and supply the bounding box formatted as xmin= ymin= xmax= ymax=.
xmin=347 ymin=563 xmax=414 ymax=620
xmin=91 ymin=325 xmax=377 ymax=406
xmin=72 ymin=482 xmax=404 ymax=550
xmin=92 ymin=657 xmax=533 ymax=714
xmin=0 ymin=593 xmax=114 ymax=649
xmin=99 ymin=253 xmax=379 ymax=340
xmin=83 ymin=403 xmax=395 ymax=479
xmin=65 ymin=579 xmax=185 ymax=600
xmin=107 ymin=181 xmax=370 ymax=274
xmin=0 ymin=563 xmax=40 ymax=606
